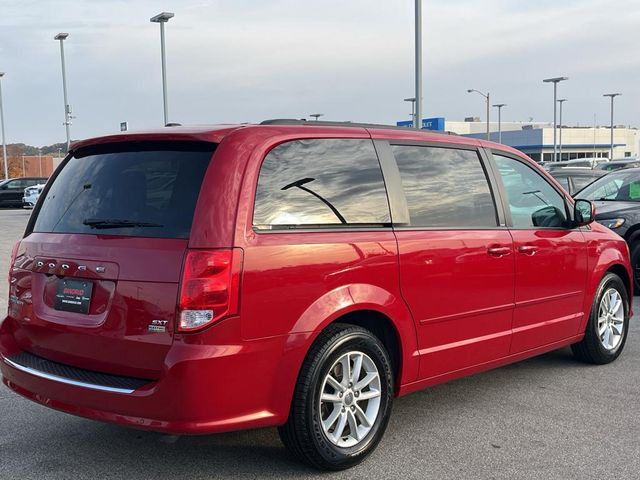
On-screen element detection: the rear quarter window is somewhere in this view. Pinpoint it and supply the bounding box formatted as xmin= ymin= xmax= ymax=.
xmin=253 ymin=139 xmax=391 ymax=229
xmin=32 ymin=142 xmax=215 ymax=239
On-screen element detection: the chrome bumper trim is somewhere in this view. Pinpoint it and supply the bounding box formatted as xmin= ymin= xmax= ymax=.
xmin=2 ymin=355 xmax=136 ymax=394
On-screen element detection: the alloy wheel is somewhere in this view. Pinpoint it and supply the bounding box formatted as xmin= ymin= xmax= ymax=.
xmin=319 ymin=351 xmax=382 ymax=448
xmin=597 ymin=287 xmax=625 ymax=351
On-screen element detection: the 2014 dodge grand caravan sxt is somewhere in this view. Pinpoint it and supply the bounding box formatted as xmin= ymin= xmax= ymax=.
xmin=1 ymin=120 xmax=633 ymax=470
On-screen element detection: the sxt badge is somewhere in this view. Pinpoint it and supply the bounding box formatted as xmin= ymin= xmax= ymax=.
xmin=148 ymin=320 xmax=168 ymax=333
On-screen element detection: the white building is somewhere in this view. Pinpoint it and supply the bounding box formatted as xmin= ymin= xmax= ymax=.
xmin=448 ymin=119 xmax=639 ymax=162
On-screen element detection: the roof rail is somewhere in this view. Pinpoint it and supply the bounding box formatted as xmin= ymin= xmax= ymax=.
xmin=259 ymin=118 xmax=458 ymax=135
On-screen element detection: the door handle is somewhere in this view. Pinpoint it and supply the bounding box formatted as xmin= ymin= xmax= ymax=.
xmin=518 ymin=245 xmax=537 ymax=255
xmin=487 ymin=246 xmax=511 ymax=257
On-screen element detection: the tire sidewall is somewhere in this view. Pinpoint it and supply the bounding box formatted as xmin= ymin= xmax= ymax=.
xmin=589 ymin=273 xmax=629 ymax=360
xmin=307 ymin=330 xmax=393 ymax=468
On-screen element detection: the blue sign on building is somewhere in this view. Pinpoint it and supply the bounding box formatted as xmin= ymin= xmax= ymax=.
xmin=422 ymin=117 xmax=445 ymax=131
xmin=396 ymin=117 xmax=445 ymax=131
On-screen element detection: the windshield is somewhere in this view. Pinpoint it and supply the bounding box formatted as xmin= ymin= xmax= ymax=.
xmin=599 ymin=163 xmax=621 ymax=171
xmin=576 ymin=170 xmax=640 ymax=201
xmin=571 ymin=176 xmax=599 ymax=193
xmin=33 ymin=142 xmax=215 ymax=238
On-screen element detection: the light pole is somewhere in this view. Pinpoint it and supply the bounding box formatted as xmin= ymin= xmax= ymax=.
xmin=54 ymin=33 xmax=72 ymax=153
xmin=404 ymin=97 xmax=416 ymax=125
xmin=150 ymin=12 xmax=174 ymax=126
xmin=414 ymin=0 xmax=422 ymax=129
xmin=38 ymin=148 xmax=42 ymax=177
xmin=543 ymin=77 xmax=568 ymax=162
xmin=0 ymin=72 xmax=8 ymax=180
xmin=557 ymin=99 xmax=567 ymax=161
xmin=309 ymin=114 xmax=324 ymax=121
xmin=603 ymin=93 xmax=621 ymax=160
xmin=492 ymin=103 xmax=506 ymax=144
xmin=467 ymin=89 xmax=490 ymax=140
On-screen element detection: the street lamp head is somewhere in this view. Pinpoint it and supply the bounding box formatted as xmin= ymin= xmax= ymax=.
xmin=543 ymin=76 xmax=568 ymax=83
xmin=557 ymin=98 xmax=568 ymax=103
xmin=492 ymin=103 xmax=507 ymax=108
xmin=404 ymin=97 xmax=416 ymax=102
xmin=603 ymin=93 xmax=622 ymax=98
xmin=309 ymin=113 xmax=324 ymax=121
xmin=150 ymin=12 xmax=175 ymax=23
xmin=54 ymin=33 xmax=69 ymax=40
xmin=0 ymin=72 xmax=4 ymax=78
xmin=467 ymin=89 xmax=488 ymax=99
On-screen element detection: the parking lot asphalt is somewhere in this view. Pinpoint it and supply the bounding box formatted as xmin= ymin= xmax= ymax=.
xmin=0 ymin=207 xmax=639 ymax=479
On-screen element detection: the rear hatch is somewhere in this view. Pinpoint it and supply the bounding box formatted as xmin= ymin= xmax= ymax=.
xmin=8 ymin=141 xmax=215 ymax=380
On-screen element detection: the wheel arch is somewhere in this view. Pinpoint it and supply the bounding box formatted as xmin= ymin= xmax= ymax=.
xmin=270 ymin=284 xmax=419 ymax=424
xmin=288 ymin=283 xmax=419 ymax=390
xmin=581 ymin=257 xmax=633 ymax=332
xmin=606 ymin=264 xmax=632 ymax=300
xmin=330 ymin=309 xmax=403 ymax=389
xmin=624 ymin=224 xmax=640 ymax=245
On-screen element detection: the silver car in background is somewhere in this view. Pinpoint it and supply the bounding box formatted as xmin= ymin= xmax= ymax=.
xmin=22 ymin=183 xmax=46 ymax=208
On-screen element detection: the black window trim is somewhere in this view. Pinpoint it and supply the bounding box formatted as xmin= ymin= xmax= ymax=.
xmin=251 ymin=225 xmax=394 ymax=234
xmin=486 ymin=148 xmax=579 ymax=230
xmin=384 ymin=140 xmax=506 ymax=231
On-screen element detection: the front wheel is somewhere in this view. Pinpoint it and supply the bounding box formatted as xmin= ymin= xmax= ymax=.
xmin=278 ymin=323 xmax=394 ymax=470
xmin=572 ymin=273 xmax=630 ymax=364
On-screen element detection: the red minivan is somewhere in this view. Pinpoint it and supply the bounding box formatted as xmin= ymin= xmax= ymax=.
xmin=1 ymin=121 xmax=633 ymax=470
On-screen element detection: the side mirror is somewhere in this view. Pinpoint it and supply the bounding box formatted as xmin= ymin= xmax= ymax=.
xmin=0 ymin=184 xmax=7 ymax=190
xmin=531 ymin=205 xmax=566 ymax=228
xmin=574 ymin=199 xmax=595 ymax=226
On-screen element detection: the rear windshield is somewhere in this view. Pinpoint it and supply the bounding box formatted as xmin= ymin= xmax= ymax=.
xmin=32 ymin=142 xmax=215 ymax=239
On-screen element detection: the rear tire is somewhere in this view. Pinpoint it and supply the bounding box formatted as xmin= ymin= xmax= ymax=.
xmin=278 ymin=323 xmax=394 ymax=470
xmin=572 ymin=273 xmax=629 ymax=364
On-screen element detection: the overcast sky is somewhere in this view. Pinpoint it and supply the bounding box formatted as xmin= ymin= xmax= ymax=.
xmin=1 ymin=0 xmax=639 ymax=145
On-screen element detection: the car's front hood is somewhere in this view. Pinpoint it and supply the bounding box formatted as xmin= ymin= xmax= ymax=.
xmin=593 ymin=201 xmax=640 ymax=219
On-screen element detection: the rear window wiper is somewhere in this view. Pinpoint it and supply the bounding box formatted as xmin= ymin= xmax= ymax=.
xmin=83 ymin=218 xmax=164 ymax=229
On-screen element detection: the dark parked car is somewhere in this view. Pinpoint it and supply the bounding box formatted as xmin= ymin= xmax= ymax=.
xmin=550 ymin=168 xmax=606 ymax=195
xmin=0 ymin=177 xmax=48 ymax=207
xmin=576 ymin=167 xmax=640 ymax=289
xmin=1 ymin=122 xmax=633 ymax=470
xmin=597 ymin=158 xmax=640 ymax=172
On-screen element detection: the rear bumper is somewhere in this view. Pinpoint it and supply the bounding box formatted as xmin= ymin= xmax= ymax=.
xmin=0 ymin=316 xmax=311 ymax=435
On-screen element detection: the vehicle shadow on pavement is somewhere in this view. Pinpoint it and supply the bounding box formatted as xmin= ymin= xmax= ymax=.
xmin=3 ymin=342 xmax=636 ymax=479
xmin=6 ymin=417 xmax=319 ymax=479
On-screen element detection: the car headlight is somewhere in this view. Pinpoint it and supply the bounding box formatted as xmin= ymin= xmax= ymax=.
xmin=602 ymin=218 xmax=625 ymax=229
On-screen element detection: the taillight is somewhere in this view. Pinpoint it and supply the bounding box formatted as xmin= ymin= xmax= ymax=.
xmin=8 ymin=241 xmax=20 ymax=284
xmin=178 ymin=248 xmax=243 ymax=332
